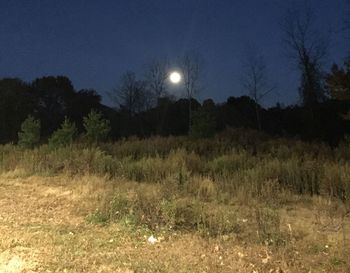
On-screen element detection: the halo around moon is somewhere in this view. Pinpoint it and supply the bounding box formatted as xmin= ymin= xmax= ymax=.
xmin=169 ymin=71 xmax=182 ymax=84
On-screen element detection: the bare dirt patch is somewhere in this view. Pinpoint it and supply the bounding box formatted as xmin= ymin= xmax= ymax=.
xmin=0 ymin=174 xmax=349 ymax=272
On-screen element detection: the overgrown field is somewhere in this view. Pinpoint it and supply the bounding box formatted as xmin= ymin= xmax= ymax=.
xmin=0 ymin=129 xmax=350 ymax=272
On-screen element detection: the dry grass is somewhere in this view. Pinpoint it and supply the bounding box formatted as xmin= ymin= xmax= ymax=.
xmin=0 ymin=173 xmax=349 ymax=273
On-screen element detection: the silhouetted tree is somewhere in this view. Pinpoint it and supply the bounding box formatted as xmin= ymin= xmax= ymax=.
xmin=1 ymin=70 xmax=350 ymax=144
xmin=32 ymin=76 xmax=75 ymax=137
xmin=281 ymin=6 xmax=328 ymax=107
xmin=180 ymin=52 xmax=202 ymax=133
xmin=68 ymin=89 xmax=102 ymax=131
xmin=159 ymin=98 xmax=200 ymax=136
xmin=217 ymin=96 xmax=257 ymax=130
xmin=190 ymin=100 xmax=216 ymax=139
xmin=241 ymin=52 xmax=275 ymax=130
xmin=145 ymin=59 xmax=170 ymax=134
xmin=0 ymin=78 xmax=34 ymax=143
xmin=145 ymin=59 xmax=169 ymax=105
xmin=111 ymin=72 xmax=151 ymax=117
xmin=151 ymin=96 xmax=177 ymax=135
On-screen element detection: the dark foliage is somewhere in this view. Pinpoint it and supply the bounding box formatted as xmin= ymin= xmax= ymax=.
xmin=1 ymin=71 xmax=350 ymax=145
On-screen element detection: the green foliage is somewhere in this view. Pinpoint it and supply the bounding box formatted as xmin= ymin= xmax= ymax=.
xmin=87 ymin=209 xmax=109 ymax=224
xmin=18 ymin=115 xmax=41 ymax=149
xmin=49 ymin=117 xmax=77 ymax=148
xmin=83 ymin=110 xmax=111 ymax=144
xmin=329 ymin=256 xmax=346 ymax=267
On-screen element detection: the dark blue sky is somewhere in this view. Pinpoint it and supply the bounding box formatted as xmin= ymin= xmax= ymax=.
xmin=0 ymin=0 xmax=348 ymax=107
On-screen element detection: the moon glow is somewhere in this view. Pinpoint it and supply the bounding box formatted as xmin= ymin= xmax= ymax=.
xmin=169 ymin=71 xmax=181 ymax=84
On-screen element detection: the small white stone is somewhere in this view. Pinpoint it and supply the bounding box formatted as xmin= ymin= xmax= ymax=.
xmin=147 ymin=235 xmax=158 ymax=244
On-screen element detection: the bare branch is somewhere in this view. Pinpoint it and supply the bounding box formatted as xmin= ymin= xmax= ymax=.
xmin=145 ymin=59 xmax=169 ymax=106
xmin=281 ymin=4 xmax=328 ymax=106
xmin=241 ymin=49 xmax=276 ymax=130
xmin=180 ymin=51 xmax=202 ymax=100
xmin=110 ymin=71 xmax=151 ymax=115
xmin=241 ymin=51 xmax=275 ymax=103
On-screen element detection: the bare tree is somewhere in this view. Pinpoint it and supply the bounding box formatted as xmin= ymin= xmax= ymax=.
xmin=180 ymin=51 xmax=202 ymax=132
xmin=144 ymin=59 xmax=170 ymax=134
xmin=110 ymin=71 xmax=150 ymax=117
xmin=241 ymin=52 xmax=275 ymax=130
xmin=281 ymin=6 xmax=328 ymax=107
xmin=145 ymin=59 xmax=169 ymax=106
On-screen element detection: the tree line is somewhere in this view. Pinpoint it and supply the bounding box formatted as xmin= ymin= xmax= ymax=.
xmin=1 ymin=5 xmax=350 ymax=146
xmin=1 ymin=56 xmax=349 ymax=147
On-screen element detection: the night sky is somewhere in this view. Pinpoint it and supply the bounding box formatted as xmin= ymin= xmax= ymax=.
xmin=0 ymin=0 xmax=348 ymax=107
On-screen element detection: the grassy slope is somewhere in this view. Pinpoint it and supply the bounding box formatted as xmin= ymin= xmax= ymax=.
xmin=0 ymin=173 xmax=349 ymax=273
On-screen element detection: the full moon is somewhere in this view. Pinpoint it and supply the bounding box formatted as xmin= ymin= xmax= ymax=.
xmin=169 ymin=71 xmax=181 ymax=84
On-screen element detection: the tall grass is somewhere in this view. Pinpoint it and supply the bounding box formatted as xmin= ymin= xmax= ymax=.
xmin=1 ymin=129 xmax=349 ymax=202
xmin=1 ymin=128 xmax=350 ymax=235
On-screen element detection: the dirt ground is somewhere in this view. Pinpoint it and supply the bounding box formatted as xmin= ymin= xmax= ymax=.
xmin=0 ymin=173 xmax=349 ymax=273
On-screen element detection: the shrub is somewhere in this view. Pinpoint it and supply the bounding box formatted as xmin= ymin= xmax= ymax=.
xmin=255 ymin=207 xmax=284 ymax=245
xmin=173 ymin=198 xmax=202 ymax=230
xmin=133 ymin=186 xmax=169 ymax=230
xmin=208 ymin=150 xmax=256 ymax=177
xmin=171 ymin=199 xmax=240 ymax=236
xmin=198 ymin=203 xmax=239 ymax=236
xmin=49 ymin=117 xmax=77 ymax=148
xmin=193 ymin=177 xmax=217 ymax=202
xmin=18 ymin=115 xmax=41 ymax=149
xmin=83 ymin=110 xmax=111 ymax=144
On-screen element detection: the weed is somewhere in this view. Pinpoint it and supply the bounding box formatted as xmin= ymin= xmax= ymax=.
xmin=255 ymin=207 xmax=285 ymax=245
xmin=330 ymin=256 xmax=346 ymax=266
xmin=87 ymin=209 xmax=109 ymax=224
